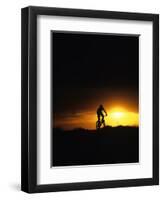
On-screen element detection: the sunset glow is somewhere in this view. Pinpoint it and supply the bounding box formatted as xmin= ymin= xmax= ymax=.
xmin=54 ymin=105 xmax=139 ymax=130
xmin=106 ymin=107 xmax=138 ymax=127
xmin=107 ymin=111 xmax=138 ymax=127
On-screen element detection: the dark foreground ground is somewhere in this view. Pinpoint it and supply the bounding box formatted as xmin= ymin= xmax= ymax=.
xmin=52 ymin=126 xmax=139 ymax=167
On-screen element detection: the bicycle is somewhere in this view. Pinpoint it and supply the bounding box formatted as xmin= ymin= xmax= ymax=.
xmin=96 ymin=117 xmax=106 ymax=130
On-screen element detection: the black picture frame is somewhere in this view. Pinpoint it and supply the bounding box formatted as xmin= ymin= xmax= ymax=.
xmin=21 ymin=6 xmax=159 ymax=193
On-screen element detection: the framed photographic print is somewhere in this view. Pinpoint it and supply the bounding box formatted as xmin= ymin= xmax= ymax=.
xmin=21 ymin=6 xmax=159 ymax=193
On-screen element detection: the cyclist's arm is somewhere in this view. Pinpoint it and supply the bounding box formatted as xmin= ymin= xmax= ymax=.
xmin=103 ymin=108 xmax=107 ymax=116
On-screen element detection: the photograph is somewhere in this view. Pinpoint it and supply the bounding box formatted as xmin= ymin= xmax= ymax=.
xmin=52 ymin=31 xmax=139 ymax=167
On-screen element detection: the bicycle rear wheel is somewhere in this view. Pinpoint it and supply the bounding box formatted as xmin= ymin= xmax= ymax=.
xmin=96 ymin=120 xmax=101 ymax=130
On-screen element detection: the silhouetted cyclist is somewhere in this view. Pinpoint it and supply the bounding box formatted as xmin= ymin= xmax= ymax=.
xmin=96 ymin=105 xmax=107 ymax=128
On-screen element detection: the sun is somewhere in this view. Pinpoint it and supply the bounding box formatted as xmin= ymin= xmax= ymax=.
xmin=106 ymin=106 xmax=138 ymax=127
xmin=111 ymin=112 xmax=124 ymax=119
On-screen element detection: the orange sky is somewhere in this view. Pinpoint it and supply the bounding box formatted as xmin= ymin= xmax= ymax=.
xmin=54 ymin=102 xmax=139 ymax=130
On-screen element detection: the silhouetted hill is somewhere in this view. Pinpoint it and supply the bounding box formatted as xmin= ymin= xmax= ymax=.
xmin=52 ymin=126 xmax=139 ymax=167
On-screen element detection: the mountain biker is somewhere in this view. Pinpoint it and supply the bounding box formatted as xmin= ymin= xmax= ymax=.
xmin=96 ymin=104 xmax=107 ymax=127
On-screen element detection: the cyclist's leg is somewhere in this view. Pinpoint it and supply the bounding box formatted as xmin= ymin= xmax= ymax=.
xmin=96 ymin=114 xmax=101 ymax=129
xmin=101 ymin=114 xmax=105 ymax=127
